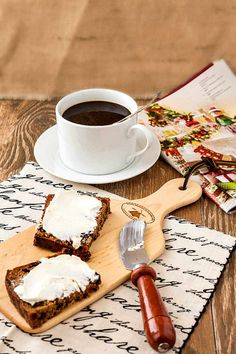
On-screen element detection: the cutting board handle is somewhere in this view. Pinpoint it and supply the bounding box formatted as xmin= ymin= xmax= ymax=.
xmin=131 ymin=265 xmax=176 ymax=352
xmin=137 ymin=178 xmax=202 ymax=217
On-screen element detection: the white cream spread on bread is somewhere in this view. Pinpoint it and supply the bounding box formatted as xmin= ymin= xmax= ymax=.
xmin=14 ymin=254 xmax=99 ymax=305
xmin=42 ymin=190 xmax=102 ymax=248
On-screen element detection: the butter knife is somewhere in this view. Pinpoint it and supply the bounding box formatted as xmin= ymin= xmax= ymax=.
xmin=119 ymin=220 xmax=176 ymax=353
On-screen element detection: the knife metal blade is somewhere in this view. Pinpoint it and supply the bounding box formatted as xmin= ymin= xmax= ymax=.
xmin=119 ymin=220 xmax=149 ymax=270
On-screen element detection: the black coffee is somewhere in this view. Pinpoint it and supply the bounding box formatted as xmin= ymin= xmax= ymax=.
xmin=62 ymin=101 xmax=131 ymax=126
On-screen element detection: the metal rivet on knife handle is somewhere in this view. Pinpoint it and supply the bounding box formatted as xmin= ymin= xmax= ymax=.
xmin=158 ymin=343 xmax=171 ymax=353
xmin=131 ymin=265 xmax=176 ymax=352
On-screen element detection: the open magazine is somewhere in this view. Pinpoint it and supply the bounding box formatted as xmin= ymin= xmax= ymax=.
xmin=140 ymin=59 xmax=236 ymax=213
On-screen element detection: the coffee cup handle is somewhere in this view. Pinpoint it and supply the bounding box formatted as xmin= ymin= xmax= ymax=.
xmin=127 ymin=124 xmax=154 ymax=161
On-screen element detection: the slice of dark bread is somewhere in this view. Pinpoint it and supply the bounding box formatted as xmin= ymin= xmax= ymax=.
xmin=34 ymin=194 xmax=110 ymax=261
xmin=5 ymin=253 xmax=101 ymax=329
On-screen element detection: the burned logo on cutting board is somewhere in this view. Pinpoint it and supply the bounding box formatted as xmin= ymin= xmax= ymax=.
xmin=121 ymin=202 xmax=155 ymax=224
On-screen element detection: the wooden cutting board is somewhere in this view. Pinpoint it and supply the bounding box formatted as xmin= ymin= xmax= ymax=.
xmin=0 ymin=178 xmax=202 ymax=333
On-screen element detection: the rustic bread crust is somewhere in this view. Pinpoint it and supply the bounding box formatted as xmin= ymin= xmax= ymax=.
xmin=34 ymin=194 xmax=110 ymax=261
xmin=5 ymin=254 xmax=101 ymax=329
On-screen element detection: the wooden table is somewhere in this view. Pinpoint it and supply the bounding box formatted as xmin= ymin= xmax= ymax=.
xmin=0 ymin=99 xmax=235 ymax=354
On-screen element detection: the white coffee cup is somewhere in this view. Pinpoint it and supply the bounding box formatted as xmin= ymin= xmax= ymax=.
xmin=56 ymin=88 xmax=154 ymax=175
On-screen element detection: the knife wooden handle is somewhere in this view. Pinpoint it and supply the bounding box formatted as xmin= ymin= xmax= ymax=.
xmin=131 ymin=265 xmax=176 ymax=352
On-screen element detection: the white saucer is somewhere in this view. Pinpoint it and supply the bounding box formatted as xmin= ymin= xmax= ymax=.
xmin=34 ymin=125 xmax=161 ymax=184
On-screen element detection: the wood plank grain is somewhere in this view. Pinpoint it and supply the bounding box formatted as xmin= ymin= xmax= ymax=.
xmin=182 ymin=306 xmax=215 ymax=354
xmin=200 ymin=196 xmax=236 ymax=354
xmin=212 ymin=255 xmax=236 ymax=354
xmin=0 ymin=98 xmax=235 ymax=353
xmin=0 ymin=99 xmax=56 ymax=181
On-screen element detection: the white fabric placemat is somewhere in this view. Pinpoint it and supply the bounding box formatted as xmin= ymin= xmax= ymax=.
xmin=0 ymin=162 xmax=235 ymax=354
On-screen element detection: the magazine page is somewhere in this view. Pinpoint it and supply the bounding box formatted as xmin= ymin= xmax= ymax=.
xmin=139 ymin=59 xmax=236 ymax=213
